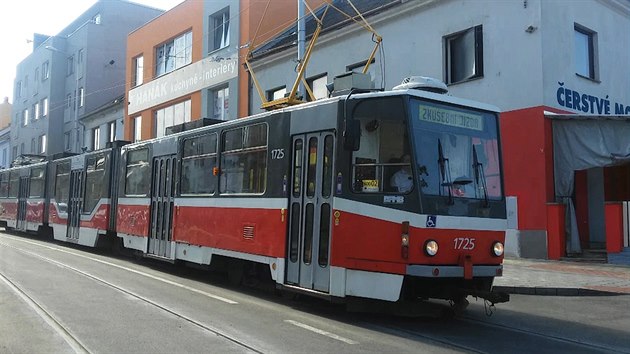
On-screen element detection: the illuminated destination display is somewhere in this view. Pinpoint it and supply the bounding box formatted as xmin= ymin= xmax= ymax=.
xmin=419 ymin=105 xmax=484 ymax=131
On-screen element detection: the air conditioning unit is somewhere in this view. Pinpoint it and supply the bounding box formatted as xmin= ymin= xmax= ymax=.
xmin=393 ymin=76 xmax=448 ymax=94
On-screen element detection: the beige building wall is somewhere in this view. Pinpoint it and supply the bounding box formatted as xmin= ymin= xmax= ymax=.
xmin=0 ymin=97 xmax=11 ymax=130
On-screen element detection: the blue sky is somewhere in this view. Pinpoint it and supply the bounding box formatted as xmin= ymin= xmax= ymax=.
xmin=0 ymin=0 xmax=183 ymax=103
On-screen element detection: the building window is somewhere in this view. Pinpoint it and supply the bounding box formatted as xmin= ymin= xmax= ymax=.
xmin=213 ymin=87 xmax=229 ymax=120
xmin=78 ymin=49 xmax=84 ymax=64
xmin=12 ymin=146 xmax=17 ymax=161
xmin=92 ymin=127 xmax=100 ymax=150
xmin=79 ymin=87 xmax=84 ymax=107
xmin=39 ymin=135 xmax=47 ymax=154
xmin=306 ymin=74 xmax=328 ymax=101
xmin=267 ymin=86 xmax=286 ymax=101
xmin=108 ymin=121 xmax=116 ymax=142
xmin=133 ymin=55 xmax=144 ymax=87
xmin=34 ymin=68 xmax=39 ymax=94
xmin=155 ymin=100 xmax=191 ymax=137
xmin=155 ymin=31 xmax=192 ymax=77
xmin=133 ymin=116 xmax=142 ymax=142
xmin=66 ymin=93 xmax=72 ymax=109
xmin=23 ymin=109 xmax=29 ymax=126
xmin=64 ymin=132 xmax=71 ymax=151
xmin=444 ymin=25 xmax=483 ymax=84
xmin=42 ymin=98 xmax=48 ymax=117
xmin=575 ymin=24 xmax=597 ymax=80
xmin=67 ymin=56 xmax=74 ymax=76
xmin=211 ymin=8 xmax=230 ymax=51
xmin=33 ymin=102 xmax=40 ymax=120
xmin=42 ymin=61 xmax=49 ymax=80
xmin=93 ymin=13 xmax=101 ymax=25
xmin=16 ymin=81 xmax=22 ymax=99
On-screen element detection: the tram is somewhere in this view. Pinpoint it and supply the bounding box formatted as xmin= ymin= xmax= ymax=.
xmin=0 ymin=80 xmax=508 ymax=308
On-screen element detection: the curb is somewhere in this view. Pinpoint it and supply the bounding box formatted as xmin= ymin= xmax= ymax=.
xmin=493 ymin=286 xmax=626 ymax=296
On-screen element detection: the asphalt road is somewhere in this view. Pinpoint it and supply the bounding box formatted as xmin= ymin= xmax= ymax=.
xmin=1 ymin=232 xmax=629 ymax=354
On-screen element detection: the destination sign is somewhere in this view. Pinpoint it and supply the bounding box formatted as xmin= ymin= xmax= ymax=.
xmin=419 ymin=105 xmax=483 ymax=131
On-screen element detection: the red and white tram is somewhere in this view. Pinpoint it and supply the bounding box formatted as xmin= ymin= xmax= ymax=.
xmin=0 ymin=85 xmax=508 ymax=307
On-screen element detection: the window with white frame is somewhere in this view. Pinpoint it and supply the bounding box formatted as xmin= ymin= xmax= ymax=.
xmin=155 ymin=99 xmax=191 ymax=137
xmin=64 ymin=132 xmax=71 ymax=151
xmin=34 ymin=68 xmax=39 ymax=94
xmin=23 ymin=109 xmax=29 ymax=126
xmin=79 ymin=87 xmax=84 ymax=107
xmin=133 ymin=55 xmax=144 ymax=87
xmin=66 ymin=93 xmax=72 ymax=109
xmin=211 ymin=8 xmax=230 ymax=51
xmin=267 ymin=86 xmax=286 ymax=101
xmin=213 ymin=87 xmax=229 ymax=120
xmin=108 ymin=121 xmax=116 ymax=142
xmin=444 ymin=25 xmax=483 ymax=84
xmin=306 ymin=74 xmax=328 ymax=101
xmin=42 ymin=98 xmax=48 ymax=117
xmin=33 ymin=102 xmax=40 ymax=120
xmin=42 ymin=61 xmax=49 ymax=80
xmin=92 ymin=127 xmax=100 ymax=150
xmin=93 ymin=13 xmax=101 ymax=24
xmin=155 ymin=31 xmax=192 ymax=76
xmin=67 ymin=56 xmax=74 ymax=76
xmin=39 ymin=135 xmax=47 ymax=154
xmin=15 ymin=81 xmax=22 ymax=99
xmin=575 ymin=24 xmax=597 ymax=80
xmin=133 ymin=116 xmax=142 ymax=142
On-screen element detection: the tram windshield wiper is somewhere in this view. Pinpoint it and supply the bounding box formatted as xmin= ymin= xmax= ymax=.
xmin=437 ymin=139 xmax=453 ymax=204
xmin=472 ymin=144 xmax=489 ymax=207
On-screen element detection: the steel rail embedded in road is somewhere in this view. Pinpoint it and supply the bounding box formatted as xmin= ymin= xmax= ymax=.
xmin=0 ymin=239 xmax=264 ymax=354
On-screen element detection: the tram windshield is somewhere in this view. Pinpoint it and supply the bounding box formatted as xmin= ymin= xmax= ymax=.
xmin=350 ymin=95 xmax=504 ymax=217
xmin=409 ymin=98 xmax=503 ymax=204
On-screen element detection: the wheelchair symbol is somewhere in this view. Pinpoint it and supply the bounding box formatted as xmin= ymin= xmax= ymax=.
xmin=426 ymin=215 xmax=436 ymax=228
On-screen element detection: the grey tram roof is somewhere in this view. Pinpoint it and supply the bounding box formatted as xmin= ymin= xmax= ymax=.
xmin=124 ymin=88 xmax=501 ymax=150
xmin=250 ymin=0 xmax=403 ymax=60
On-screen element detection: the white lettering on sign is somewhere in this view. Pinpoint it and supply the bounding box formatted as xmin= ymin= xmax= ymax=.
xmin=128 ymin=56 xmax=238 ymax=115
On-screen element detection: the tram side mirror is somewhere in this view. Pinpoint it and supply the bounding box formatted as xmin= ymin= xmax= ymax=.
xmin=343 ymin=119 xmax=361 ymax=151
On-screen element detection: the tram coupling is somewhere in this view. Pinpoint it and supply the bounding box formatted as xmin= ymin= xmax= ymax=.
xmin=465 ymin=288 xmax=510 ymax=305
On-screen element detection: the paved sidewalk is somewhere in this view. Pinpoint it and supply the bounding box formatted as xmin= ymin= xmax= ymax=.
xmin=494 ymin=258 xmax=630 ymax=296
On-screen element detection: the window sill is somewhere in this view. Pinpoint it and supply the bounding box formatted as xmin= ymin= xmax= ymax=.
xmin=575 ymin=73 xmax=600 ymax=84
xmin=446 ymin=75 xmax=483 ymax=86
xmin=207 ymin=46 xmax=230 ymax=56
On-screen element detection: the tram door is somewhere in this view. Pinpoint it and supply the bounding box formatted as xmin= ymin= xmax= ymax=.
xmin=148 ymin=155 xmax=176 ymax=259
xmin=286 ymin=132 xmax=335 ymax=292
xmin=16 ymin=176 xmax=29 ymax=231
xmin=67 ymin=169 xmax=84 ymax=241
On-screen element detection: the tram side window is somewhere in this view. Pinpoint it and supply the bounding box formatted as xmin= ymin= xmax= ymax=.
xmin=29 ymin=167 xmax=45 ymax=197
xmin=181 ymin=133 xmax=217 ymax=195
xmin=220 ymin=123 xmax=267 ymax=194
xmin=8 ymin=171 xmax=19 ymax=198
xmin=84 ymin=155 xmax=106 ymax=212
xmin=0 ymin=172 xmax=9 ymax=198
xmin=125 ymin=149 xmax=150 ymax=196
xmin=55 ymin=163 xmax=70 ymax=212
xmin=350 ymin=97 xmax=410 ymax=193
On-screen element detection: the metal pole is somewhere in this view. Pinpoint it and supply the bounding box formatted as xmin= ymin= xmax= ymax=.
xmin=297 ymin=0 xmax=305 ymax=97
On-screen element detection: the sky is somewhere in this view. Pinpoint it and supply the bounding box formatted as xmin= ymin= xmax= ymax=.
xmin=0 ymin=0 xmax=184 ymax=104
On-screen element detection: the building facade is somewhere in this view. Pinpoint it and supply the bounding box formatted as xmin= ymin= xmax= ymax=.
xmin=0 ymin=97 xmax=11 ymax=167
xmin=124 ymin=0 xmax=302 ymax=141
xmin=248 ymin=0 xmax=630 ymax=260
xmin=12 ymin=0 xmax=163 ymax=157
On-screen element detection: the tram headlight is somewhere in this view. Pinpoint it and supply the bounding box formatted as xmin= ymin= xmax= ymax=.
xmin=492 ymin=241 xmax=504 ymax=257
xmin=424 ymin=240 xmax=438 ymax=257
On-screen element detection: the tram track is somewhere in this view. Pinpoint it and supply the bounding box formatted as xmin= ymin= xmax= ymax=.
xmin=0 ymin=239 xmax=265 ymax=354
xmin=458 ymin=315 xmax=630 ymax=354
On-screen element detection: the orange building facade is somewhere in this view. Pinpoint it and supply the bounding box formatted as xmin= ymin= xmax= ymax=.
xmin=124 ymin=0 xmax=302 ymax=142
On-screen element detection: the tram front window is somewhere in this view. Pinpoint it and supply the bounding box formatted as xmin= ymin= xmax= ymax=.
xmin=409 ymin=98 xmax=504 ymax=216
